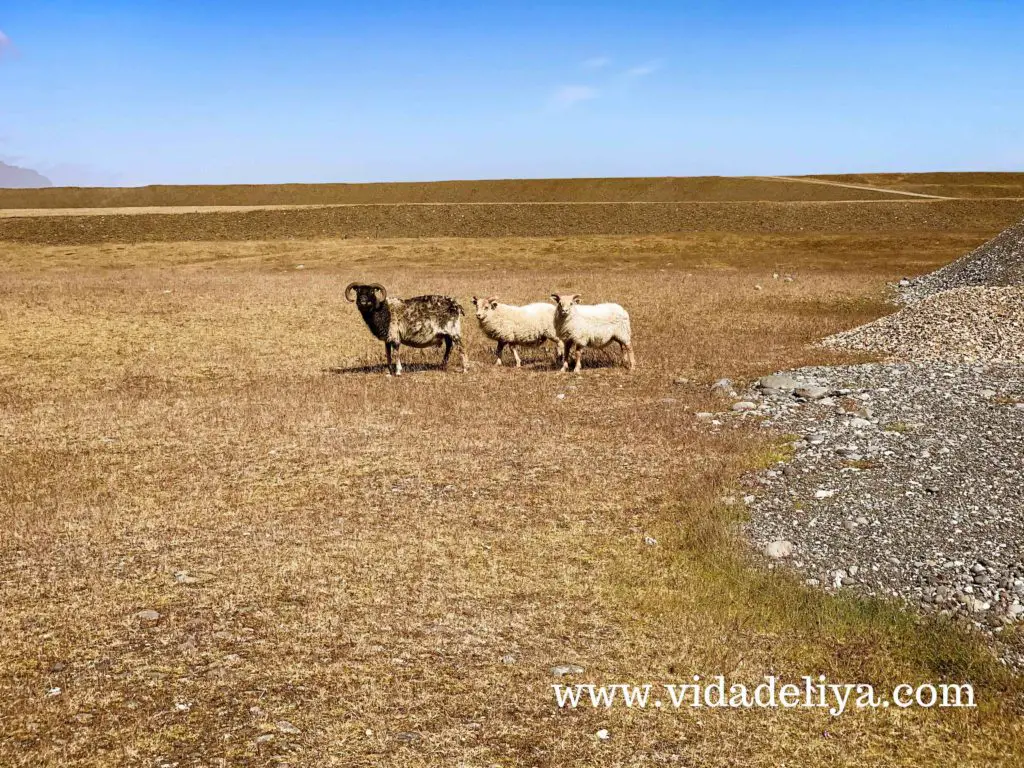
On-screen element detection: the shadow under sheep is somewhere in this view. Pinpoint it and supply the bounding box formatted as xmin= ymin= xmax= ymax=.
xmin=324 ymin=348 xmax=628 ymax=376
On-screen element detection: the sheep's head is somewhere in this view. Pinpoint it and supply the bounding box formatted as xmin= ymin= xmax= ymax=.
xmin=471 ymin=295 xmax=499 ymax=320
xmin=550 ymin=293 xmax=581 ymax=314
xmin=345 ymin=282 xmax=387 ymax=311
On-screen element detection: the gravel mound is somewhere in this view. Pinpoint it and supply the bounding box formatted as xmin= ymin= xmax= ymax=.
xmin=733 ymin=364 xmax=1024 ymax=665
xmin=824 ymin=286 xmax=1024 ymax=363
xmin=737 ymin=217 xmax=1024 ymax=667
xmin=902 ymin=217 xmax=1024 ymax=301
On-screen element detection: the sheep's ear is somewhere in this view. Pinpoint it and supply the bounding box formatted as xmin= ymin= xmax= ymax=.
xmin=550 ymin=294 xmax=559 ymax=303
xmin=572 ymin=295 xmax=581 ymax=304
xmin=471 ymin=296 xmax=478 ymax=306
xmin=489 ymin=300 xmax=498 ymax=309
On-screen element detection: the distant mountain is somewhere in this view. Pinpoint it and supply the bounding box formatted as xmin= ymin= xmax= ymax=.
xmin=0 ymin=161 xmax=52 ymax=188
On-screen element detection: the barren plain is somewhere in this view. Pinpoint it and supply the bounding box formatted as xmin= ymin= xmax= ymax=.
xmin=2 ymin=175 xmax=1024 ymax=766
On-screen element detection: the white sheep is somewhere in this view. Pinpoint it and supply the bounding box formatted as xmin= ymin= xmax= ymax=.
xmin=550 ymin=293 xmax=635 ymax=373
xmin=471 ymin=296 xmax=564 ymax=367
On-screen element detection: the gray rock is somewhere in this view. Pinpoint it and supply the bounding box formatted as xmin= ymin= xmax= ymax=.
xmin=552 ymin=664 xmax=585 ymax=677
xmin=758 ymin=374 xmax=803 ymax=392
xmin=794 ymin=386 xmax=830 ymax=400
xmin=732 ymin=401 xmax=757 ymax=412
xmin=276 ymin=721 xmax=301 ymax=735
xmin=765 ymin=540 xmax=794 ymax=559
xmin=136 ymin=609 xmax=161 ymax=622
xmin=710 ymin=379 xmax=735 ymax=396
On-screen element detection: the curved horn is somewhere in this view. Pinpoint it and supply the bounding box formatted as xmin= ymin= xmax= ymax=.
xmin=344 ymin=282 xmax=359 ymax=302
xmin=367 ymin=283 xmax=387 ymax=302
xmin=485 ymin=295 xmax=499 ymax=304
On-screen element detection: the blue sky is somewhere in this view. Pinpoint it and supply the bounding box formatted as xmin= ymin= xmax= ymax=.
xmin=1 ymin=1 xmax=1022 ymax=186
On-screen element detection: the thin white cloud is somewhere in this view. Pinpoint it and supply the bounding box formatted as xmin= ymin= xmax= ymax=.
xmin=551 ymin=85 xmax=599 ymax=108
xmin=582 ymin=56 xmax=610 ymax=69
xmin=625 ymin=60 xmax=662 ymax=77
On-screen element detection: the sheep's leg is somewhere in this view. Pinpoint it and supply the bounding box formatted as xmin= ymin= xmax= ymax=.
xmin=559 ymin=341 xmax=572 ymax=373
xmin=625 ymin=343 xmax=636 ymax=370
xmin=458 ymin=339 xmax=468 ymax=372
xmin=494 ymin=340 xmax=506 ymax=365
xmin=441 ymin=336 xmax=453 ymax=368
xmin=385 ymin=343 xmax=394 ymax=375
xmin=554 ymin=339 xmax=565 ymax=368
xmin=392 ymin=343 xmax=403 ymax=376
xmin=572 ymin=345 xmax=583 ymax=374
xmin=511 ymin=344 xmax=522 ymax=368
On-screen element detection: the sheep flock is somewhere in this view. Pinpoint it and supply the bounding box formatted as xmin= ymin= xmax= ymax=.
xmin=345 ymin=282 xmax=634 ymax=376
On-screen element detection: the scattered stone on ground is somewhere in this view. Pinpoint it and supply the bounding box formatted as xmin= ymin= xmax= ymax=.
xmin=737 ymin=361 xmax=1024 ymax=666
xmin=733 ymin=216 xmax=1024 ymax=667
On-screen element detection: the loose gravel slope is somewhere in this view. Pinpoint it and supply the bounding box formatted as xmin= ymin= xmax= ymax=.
xmin=902 ymin=217 xmax=1024 ymax=300
xmin=744 ymin=215 xmax=1024 ymax=667
xmin=825 ymin=286 xmax=1024 ymax=363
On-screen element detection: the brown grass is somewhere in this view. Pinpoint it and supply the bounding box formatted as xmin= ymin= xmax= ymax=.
xmin=2 ymin=229 xmax=1023 ymax=766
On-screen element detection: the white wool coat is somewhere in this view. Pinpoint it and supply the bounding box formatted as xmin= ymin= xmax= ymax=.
xmin=554 ymin=303 xmax=631 ymax=347
xmin=476 ymin=302 xmax=560 ymax=345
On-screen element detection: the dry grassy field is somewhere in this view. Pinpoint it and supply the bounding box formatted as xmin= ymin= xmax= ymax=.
xmin=2 ymin=176 xmax=1024 ymax=766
